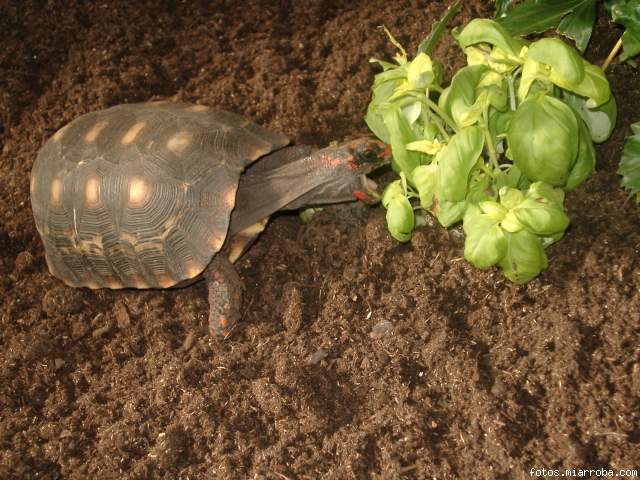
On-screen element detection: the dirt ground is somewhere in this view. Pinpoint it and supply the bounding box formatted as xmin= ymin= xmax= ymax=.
xmin=0 ymin=0 xmax=638 ymax=478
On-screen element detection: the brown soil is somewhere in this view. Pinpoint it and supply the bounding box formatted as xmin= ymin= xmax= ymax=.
xmin=1 ymin=1 xmax=638 ymax=478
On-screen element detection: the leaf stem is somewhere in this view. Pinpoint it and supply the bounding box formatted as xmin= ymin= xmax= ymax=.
xmin=602 ymin=36 xmax=623 ymax=72
xmin=431 ymin=114 xmax=451 ymax=141
xmin=423 ymin=97 xmax=458 ymax=133
xmin=482 ymin=108 xmax=500 ymax=171
xmin=506 ymin=75 xmax=517 ymax=111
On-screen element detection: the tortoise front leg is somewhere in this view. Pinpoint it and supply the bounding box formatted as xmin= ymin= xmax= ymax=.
xmin=205 ymin=255 xmax=244 ymax=337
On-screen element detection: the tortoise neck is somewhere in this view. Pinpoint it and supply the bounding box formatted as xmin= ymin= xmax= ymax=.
xmin=228 ymin=145 xmax=358 ymax=235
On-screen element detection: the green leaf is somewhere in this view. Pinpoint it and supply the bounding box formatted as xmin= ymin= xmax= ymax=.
xmin=527 ymin=38 xmax=585 ymax=87
xmin=418 ymin=0 xmax=463 ymax=55
xmin=456 ymin=18 xmax=527 ymax=56
xmin=497 ymin=0 xmax=597 ymax=53
xmin=407 ymin=53 xmax=435 ymax=90
xmin=526 ymin=181 xmax=566 ymax=206
xmin=463 ymin=205 xmax=508 ymax=269
xmin=565 ymin=110 xmax=597 ymax=190
xmin=618 ymin=121 xmax=640 ymax=201
xmin=383 ymin=105 xmax=423 ymax=175
xmin=499 ymin=230 xmax=549 ymax=284
xmin=507 ymin=94 xmax=579 ymax=187
xmin=385 ymin=194 xmax=415 ymax=242
xmin=494 ymin=165 xmax=529 ymax=191
xmin=433 ymin=197 xmax=467 ymax=227
xmin=410 ymin=163 xmax=439 ymax=209
xmin=466 ymin=172 xmax=496 ymax=204
xmin=567 ymin=63 xmax=612 ymax=108
xmin=562 ymin=90 xmax=617 ymax=143
xmin=365 ymin=69 xmax=405 ymax=143
xmin=439 ymin=65 xmax=490 ymax=128
xmin=437 ymin=126 xmax=485 ymax=202
xmin=479 ymin=200 xmax=508 ymax=221
xmin=499 ymin=186 xmax=525 ymax=210
xmin=381 ymin=180 xmax=404 ymax=208
xmin=512 ymin=194 xmax=570 ymax=236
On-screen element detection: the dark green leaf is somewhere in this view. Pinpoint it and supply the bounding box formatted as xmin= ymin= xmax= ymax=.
xmin=498 ymin=0 xmax=597 ymax=51
xmin=609 ymin=0 xmax=640 ymax=43
xmin=621 ymin=29 xmax=640 ymax=61
xmin=495 ymin=0 xmax=517 ymax=17
xmin=618 ymin=121 xmax=640 ymax=200
xmin=557 ymin=0 xmax=597 ymax=52
xmin=418 ymin=0 xmax=463 ymax=55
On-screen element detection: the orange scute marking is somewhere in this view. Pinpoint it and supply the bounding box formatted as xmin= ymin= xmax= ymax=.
xmin=121 ymin=122 xmax=146 ymax=145
xmin=84 ymin=121 xmax=108 ymax=143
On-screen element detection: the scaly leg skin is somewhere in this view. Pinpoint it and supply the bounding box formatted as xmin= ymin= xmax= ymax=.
xmin=205 ymin=255 xmax=244 ymax=337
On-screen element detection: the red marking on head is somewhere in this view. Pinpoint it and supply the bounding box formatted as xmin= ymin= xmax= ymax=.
xmin=346 ymin=154 xmax=358 ymax=171
xmin=381 ymin=144 xmax=392 ymax=158
xmin=353 ymin=190 xmax=368 ymax=201
xmin=219 ymin=315 xmax=228 ymax=327
xmin=319 ymin=152 xmax=342 ymax=169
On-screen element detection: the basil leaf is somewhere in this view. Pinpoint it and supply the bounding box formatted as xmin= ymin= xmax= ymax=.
xmin=527 ymin=37 xmax=585 ymax=87
xmin=433 ymin=197 xmax=467 ymax=227
xmin=463 ymin=205 xmax=508 ymax=269
xmin=437 ymin=126 xmax=485 ymax=202
xmin=456 ymin=18 xmax=527 ymax=56
xmin=410 ymin=163 xmax=439 ymax=209
xmin=439 ymin=65 xmax=490 ymax=128
xmin=565 ymin=111 xmax=597 ymax=190
xmin=562 ymin=89 xmax=617 ymax=143
xmin=385 ymin=194 xmax=415 ymax=243
xmin=382 ymin=104 xmax=423 ymax=175
xmin=507 ymin=94 xmax=579 ymax=187
xmin=512 ymin=195 xmax=570 ymax=236
xmin=499 ymin=230 xmax=549 ymax=284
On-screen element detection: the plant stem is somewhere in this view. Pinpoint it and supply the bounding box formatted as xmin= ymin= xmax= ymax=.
xmin=482 ymin=109 xmax=500 ymax=171
xmin=431 ymin=115 xmax=451 ymax=141
xmin=602 ymin=36 xmax=623 ymax=72
xmin=424 ymin=97 xmax=458 ymax=133
xmin=506 ymin=75 xmax=517 ymax=111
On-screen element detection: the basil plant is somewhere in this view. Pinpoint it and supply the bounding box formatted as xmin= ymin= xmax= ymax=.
xmin=366 ymin=18 xmax=616 ymax=283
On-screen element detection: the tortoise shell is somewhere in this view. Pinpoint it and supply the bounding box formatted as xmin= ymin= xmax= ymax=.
xmin=30 ymin=102 xmax=289 ymax=290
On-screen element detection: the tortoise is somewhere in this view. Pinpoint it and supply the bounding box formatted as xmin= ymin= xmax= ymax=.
xmin=30 ymin=102 xmax=389 ymax=336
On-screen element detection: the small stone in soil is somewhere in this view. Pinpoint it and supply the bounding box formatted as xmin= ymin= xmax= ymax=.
xmin=306 ymin=348 xmax=328 ymax=365
xmin=370 ymin=320 xmax=393 ymax=339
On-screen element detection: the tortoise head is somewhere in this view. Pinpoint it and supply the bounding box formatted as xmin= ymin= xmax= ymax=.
xmin=333 ymin=137 xmax=391 ymax=204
